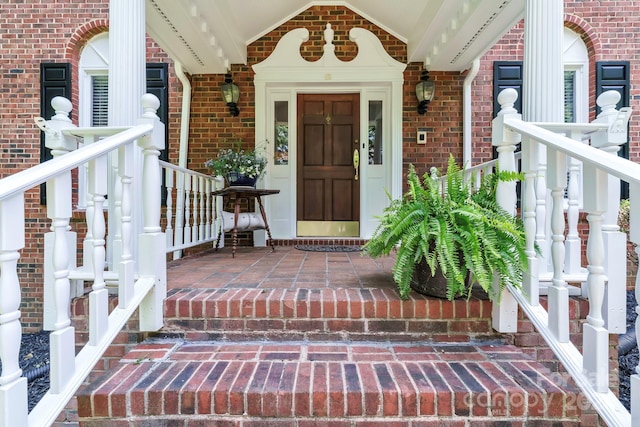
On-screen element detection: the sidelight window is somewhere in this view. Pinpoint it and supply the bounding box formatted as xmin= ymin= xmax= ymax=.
xmin=368 ymin=100 xmax=383 ymax=165
xmin=274 ymin=100 xmax=289 ymax=165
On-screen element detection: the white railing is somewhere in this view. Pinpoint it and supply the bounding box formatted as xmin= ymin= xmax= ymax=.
xmin=491 ymin=88 xmax=635 ymax=426
xmin=0 ymin=94 xmax=169 ymax=427
xmin=161 ymin=162 xmax=224 ymax=259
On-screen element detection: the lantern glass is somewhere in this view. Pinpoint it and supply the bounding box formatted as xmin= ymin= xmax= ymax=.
xmin=416 ymin=79 xmax=435 ymax=103
xmin=221 ymin=81 xmax=239 ymax=104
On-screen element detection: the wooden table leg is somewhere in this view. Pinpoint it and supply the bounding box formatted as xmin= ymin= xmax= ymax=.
xmin=232 ymin=195 xmax=241 ymax=258
xmin=256 ymin=196 xmax=275 ymax=252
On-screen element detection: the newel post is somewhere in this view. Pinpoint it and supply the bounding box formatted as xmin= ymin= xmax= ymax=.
xmin=38 ymin=96 xmax=79 ymax=392
xmin=37 ymin=97 xmax=81 ymax=334
xmin=591 ymin=90 xmax=632 ymax=333
xmin=136 ymin=94 xmax=166 ymax=331
xmin=0 ymin=195 xmax=27 ymax=427
xmin=491 ymin=88 xmax=521 ymax=333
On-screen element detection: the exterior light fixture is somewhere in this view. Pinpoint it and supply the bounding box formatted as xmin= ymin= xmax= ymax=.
xmin=221 ymin=73 xmax=240 ymax=116
xmin=416 ymin=69 xmax=435 ymax=114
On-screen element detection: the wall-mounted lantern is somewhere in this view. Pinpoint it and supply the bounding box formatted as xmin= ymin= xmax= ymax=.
xmin=416 ymin=69 xmax=435 ymax=114
xmin=221 ymin=73 xmax=240 ymax=116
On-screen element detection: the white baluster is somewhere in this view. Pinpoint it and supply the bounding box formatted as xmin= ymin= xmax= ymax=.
xmin=79 ymin=132 xmax=96 ymax=280
xmin=184 ymin=176 xmax=192 ymax=245
xmin=199 ymin=176 xmax=205 ymax=242
xmin=547 ymin=147 xmax=568 ymax=342
xmin=521 ymin=135 xmax=540 ymax=305
xmin=535 ymin=162 xmax=549 ymax=272
xmin=112 ymin=161 xmax=123 ymax=271
xmin=191 ymin=175 xmax=199 ymax=243
xmin=0 ymin=195 xmax=28 ymax=426
xmin=89 ymin=149 xmax=108 ymax=345
xmin=165 ymin=168 xmax=175 ymax=247
xmin=173 ymin=172 xmax=185 ymax=259
xmin=46 ymin=170 xmax=76 ymax=394
xmin=205 ymin=178 xmax=212 ymax=241
xmin=582 ymin=163 xmax=609 ymax=392
xmin=564 ymin=141 xmax=581 ymax=275
xmin=118 ymin=142 xmax=134 ymax=307
xmin=137 ymin=94 xmax=166 ymax=331
xmin=491 ymin=88 xmax=520 ymax=333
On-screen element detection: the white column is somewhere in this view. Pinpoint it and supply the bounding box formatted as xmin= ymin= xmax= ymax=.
xmin=523 ymin=0 xmax=565 ymax=277
xmin=523 ymin=0 xmax=564 ymax=122
xmin=108 ymin=0 xmax=146 ymax=270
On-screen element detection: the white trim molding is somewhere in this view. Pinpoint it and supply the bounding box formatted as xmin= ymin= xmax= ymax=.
xmin=252 ymin=24 xmax=406 ymax=241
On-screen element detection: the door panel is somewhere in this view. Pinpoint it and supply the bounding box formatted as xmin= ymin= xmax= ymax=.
xmin=297 ymin=93 xmax=360 ymax=236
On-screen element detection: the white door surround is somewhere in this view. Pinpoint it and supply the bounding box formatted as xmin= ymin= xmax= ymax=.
xmin=252 ymin=24 xmax=406 ymax=242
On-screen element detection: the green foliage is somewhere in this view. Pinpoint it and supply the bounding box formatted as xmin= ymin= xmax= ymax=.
xmin=362 ymin=155 xmax=529 ymax=301
xmin=205 ymin=140 xmax=268 ymax=180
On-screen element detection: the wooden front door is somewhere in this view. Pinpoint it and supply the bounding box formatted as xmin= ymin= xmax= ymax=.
xmin=297 ymin=93 xmax=360 ymax=237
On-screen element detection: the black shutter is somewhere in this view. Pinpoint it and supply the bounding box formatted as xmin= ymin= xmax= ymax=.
xmin=40 ymin=63 xmax=72 ymax=204
xmin=596 ymin=61 xmax=630 ymax=198
xmin=493 ymin=61 xmax=523 ymax=119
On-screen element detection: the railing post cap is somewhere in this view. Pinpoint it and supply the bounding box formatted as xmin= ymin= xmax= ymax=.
xmin=596 ymin=90 xmax=621 ymax=115
xmin=141 ymin=93 xmax=160 ymax=117
xmin=497 ymin=88 xmax=518 ymax=115
xmin=51 ymin=96 xmax=72 ymax=122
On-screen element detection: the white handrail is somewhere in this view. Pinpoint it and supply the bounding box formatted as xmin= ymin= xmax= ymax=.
xmin=0 ymin=125 xmax=152 ymax=201
xmin=505 ymin=118 xmax=640 ymax=185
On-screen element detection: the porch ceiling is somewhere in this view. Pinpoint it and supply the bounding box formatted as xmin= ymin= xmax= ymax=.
xmin=145 ymin=0 xmax=524 ymax=75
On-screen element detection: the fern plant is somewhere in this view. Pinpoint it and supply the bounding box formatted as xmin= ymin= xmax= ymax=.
xmin=363 ymin=155 xmax=529 ymax=301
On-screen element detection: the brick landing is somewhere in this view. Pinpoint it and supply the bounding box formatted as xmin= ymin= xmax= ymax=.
xmin=77 ymin=340 xmax=581 ymax=425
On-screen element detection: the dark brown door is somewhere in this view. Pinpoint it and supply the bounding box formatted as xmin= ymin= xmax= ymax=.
xmin=297 ymin=93 xmax=360 ymax=236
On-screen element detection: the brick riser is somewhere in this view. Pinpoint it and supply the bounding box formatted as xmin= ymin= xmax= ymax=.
xmin=162 ymin=288 xmax=503 ymax=343
xmin=78 ymin=341 xmax=580 ymax=426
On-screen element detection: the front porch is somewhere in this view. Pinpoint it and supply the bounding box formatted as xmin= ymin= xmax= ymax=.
xmin=74 ymin=245 xmax=588 ymax=425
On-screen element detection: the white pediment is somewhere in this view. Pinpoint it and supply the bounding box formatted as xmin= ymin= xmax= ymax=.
xmin=252 ymin=24 xmax=406 ymax=83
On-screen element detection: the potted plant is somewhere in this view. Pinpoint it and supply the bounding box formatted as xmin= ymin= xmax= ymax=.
xmin=362 ymin=155 xmax=529 ymax=301
xmin=205 ymin=141 xmax=268 ymax=187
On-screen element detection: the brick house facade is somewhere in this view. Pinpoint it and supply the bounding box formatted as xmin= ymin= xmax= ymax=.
xmin=0 ymin=1 xmax=637 ymax=334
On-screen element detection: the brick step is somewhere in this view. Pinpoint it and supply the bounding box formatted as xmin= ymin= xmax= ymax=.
xmin=77 ymin=339 xmax=581 ymax=426
xmin=162 ymin=288 xmax=502 ymax=342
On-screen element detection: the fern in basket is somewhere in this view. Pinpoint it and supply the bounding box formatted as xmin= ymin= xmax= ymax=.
xmin=363 ymin=155 xmax=529 ymax=301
